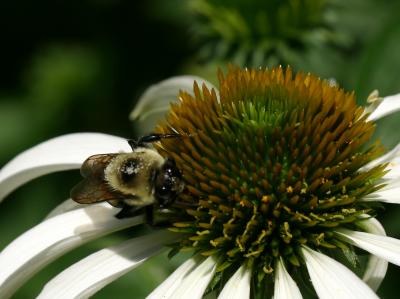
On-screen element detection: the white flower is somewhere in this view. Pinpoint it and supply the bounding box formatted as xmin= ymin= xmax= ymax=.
xmin=1 ymin=70 xmax=400 ymax=299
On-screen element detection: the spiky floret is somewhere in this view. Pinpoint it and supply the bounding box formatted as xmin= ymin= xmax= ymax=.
xmin=155 ymin=66 xmax=386 ymax=291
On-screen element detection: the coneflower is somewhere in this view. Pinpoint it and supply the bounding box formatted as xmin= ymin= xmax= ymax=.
xmin=1 ymin=66 xmax=400 ymax=299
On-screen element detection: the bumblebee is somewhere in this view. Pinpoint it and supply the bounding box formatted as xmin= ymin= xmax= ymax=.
xmin=71 ymin=134 xmax=184 ymax=220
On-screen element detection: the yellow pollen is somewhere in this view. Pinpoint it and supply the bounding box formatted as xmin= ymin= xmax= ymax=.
xmin=261 ymin=195 xmax=270 ymax=203
xmin=286 ymin=186 xmax=293 ymax=193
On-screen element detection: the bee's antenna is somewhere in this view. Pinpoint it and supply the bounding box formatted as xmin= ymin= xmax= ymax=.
xmin=128 ymin=133 xmax=191 ymax=150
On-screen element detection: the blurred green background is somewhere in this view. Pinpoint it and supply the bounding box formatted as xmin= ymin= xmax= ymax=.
xmin=1 ymin=0 xmax=400 ymax=298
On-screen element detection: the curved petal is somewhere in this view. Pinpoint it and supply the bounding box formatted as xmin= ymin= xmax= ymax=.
xmin=171 ymin=255 xmax=217 ymax=299
xmin=360 ymin=143 xmax=400 ymax=204
xmin=384 ymin=160 xmax=400 ymax=181
xmin=38 ymin=230 xmax=178 ymax=299
xmin=301 ymin=246 xmax=378 ymax=299
xmin=130 ymin=76 xmax=217 ymax=134
xmin=0 ymin=203 xmax=143 ymax=299
xmin=146 ymin=256 xmax=201 ymax=299
xmin=335 ymin=228 xmax=400 ymax=267
xmin=218 ymin=265 xmax=251 ymax=299
xmin=361 ymin=143 xmax=400 ymax=171
xmin=45 ymin=199 xmax=82 ymax=219
xmin=274 ymin=258 xmax=302 ymax=299
xmin=161 ymin=256 xmax=217 ymax=299
xmin=362 ymin=184 xmax=400 ymax=204
xmin=357 ymin=217 xmax=388 ymax=291
xmin=367 ymin=92 xmax=400 ymax=121
xmin=0 ymin=133 xmax=131 ymax=201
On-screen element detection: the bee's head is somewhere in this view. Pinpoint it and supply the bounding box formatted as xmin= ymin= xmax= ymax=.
xmin=154 ymin=157 xmax=184 ymax=208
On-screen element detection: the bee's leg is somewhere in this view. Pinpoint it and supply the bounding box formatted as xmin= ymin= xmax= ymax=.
xmin=115 ymin=204 xmax=143 ymax=219
xmin=146 ymin=206 xmax=177 ymax=228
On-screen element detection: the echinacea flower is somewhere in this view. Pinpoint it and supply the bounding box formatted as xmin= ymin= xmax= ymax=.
xmin=1 ymin=66 xmax=400 ymax=299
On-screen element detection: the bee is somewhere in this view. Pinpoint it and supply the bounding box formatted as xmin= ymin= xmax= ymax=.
xmin=70 ymin=133 xmax=185 ymax=221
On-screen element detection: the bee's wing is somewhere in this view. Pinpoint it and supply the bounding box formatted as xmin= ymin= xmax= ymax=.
xmin=71 ymin=177 xmax=123 ymax=204
xmin=71 ymin=153 xmax=123 ymax=204
xmin=80 ymin=154 xmax=118 ymax=177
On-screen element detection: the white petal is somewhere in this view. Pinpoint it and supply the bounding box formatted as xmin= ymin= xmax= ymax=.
xmin=0 ymin=203 xmax=143 ymax=299
xmin=171 ymin=256 xmax=217 ymax=299
xmin=38 ymin=230 xmax=178 ymax=299
xmin=362 ymin=184 xmax=400 ymax=204
xmin=361 ymin=143 xmax=400 ymax=171
xmin=274 ymin=258 xmax=302 ymax=299
xmin=45 ymin=198 xmax=82 ymax=219
xmin=301 ymin=246 xmax=378 ymax=299
xmin=146 ymin=256 xmax=201 ymax=299
xmin=367 ymin=92 xmax=400 ymax=121
xmin=360 ymin=142 xmax=400 ymax=204
xmin=166 ymin=256 xmax=217 ymax=299
xmin=357 ymin=217 xmax=388 ymax=291
xmin=384 ymin=159 xmax=400 ymax=180
xmin=218 ymin=265 xmax=251 ymax=299
xmin=335 ymin=228 xmax=400 ymax=267
xmin=130 ymin=76 xmax=217 ymax=134
xmin=0 ymin=133 xmax=131 ymax=201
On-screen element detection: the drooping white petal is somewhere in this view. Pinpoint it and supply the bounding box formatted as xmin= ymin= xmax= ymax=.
xmin=171 ymin=255 xmax=217 ymax=299
xmin=218 ymin=265 xmax=251 ymax=299
xmin=274 ymin=258 xmax=302 ymax=299
xmin=165 ymin=256 xmax=217 ymax=299
xmin=361 ymin=183 xmax=400 ymax=204
xmin=38 ymin=230 xmax=178 ymax=299
xmin=384 ymin=159 xmax=400 ymax=181
xmin=130 ymin=76 xmax=217 ymax=134
xmin=0 ymin=133 xmax=131 ymax=201
xmin=360 ymin=142 xmax=400 ymax=204
xmin=335 ymin=228 xmax=400 ymax=267
xmin=301 ymin=246 xmax=378 ymax=299
xmin=361 ymin=143 xmax=400 ymax=171
xmin=367 ymin=92 xmax=400 ymax=121
xmin=45 ymin=198 xmax=82 ymax=219
xmin=0 ymin=203 xmax=143 ymax=299
xmin=146 ymin=256 xmax=201 ymax=299
xmin=357 ymin=217 xmax=388 ymax=291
